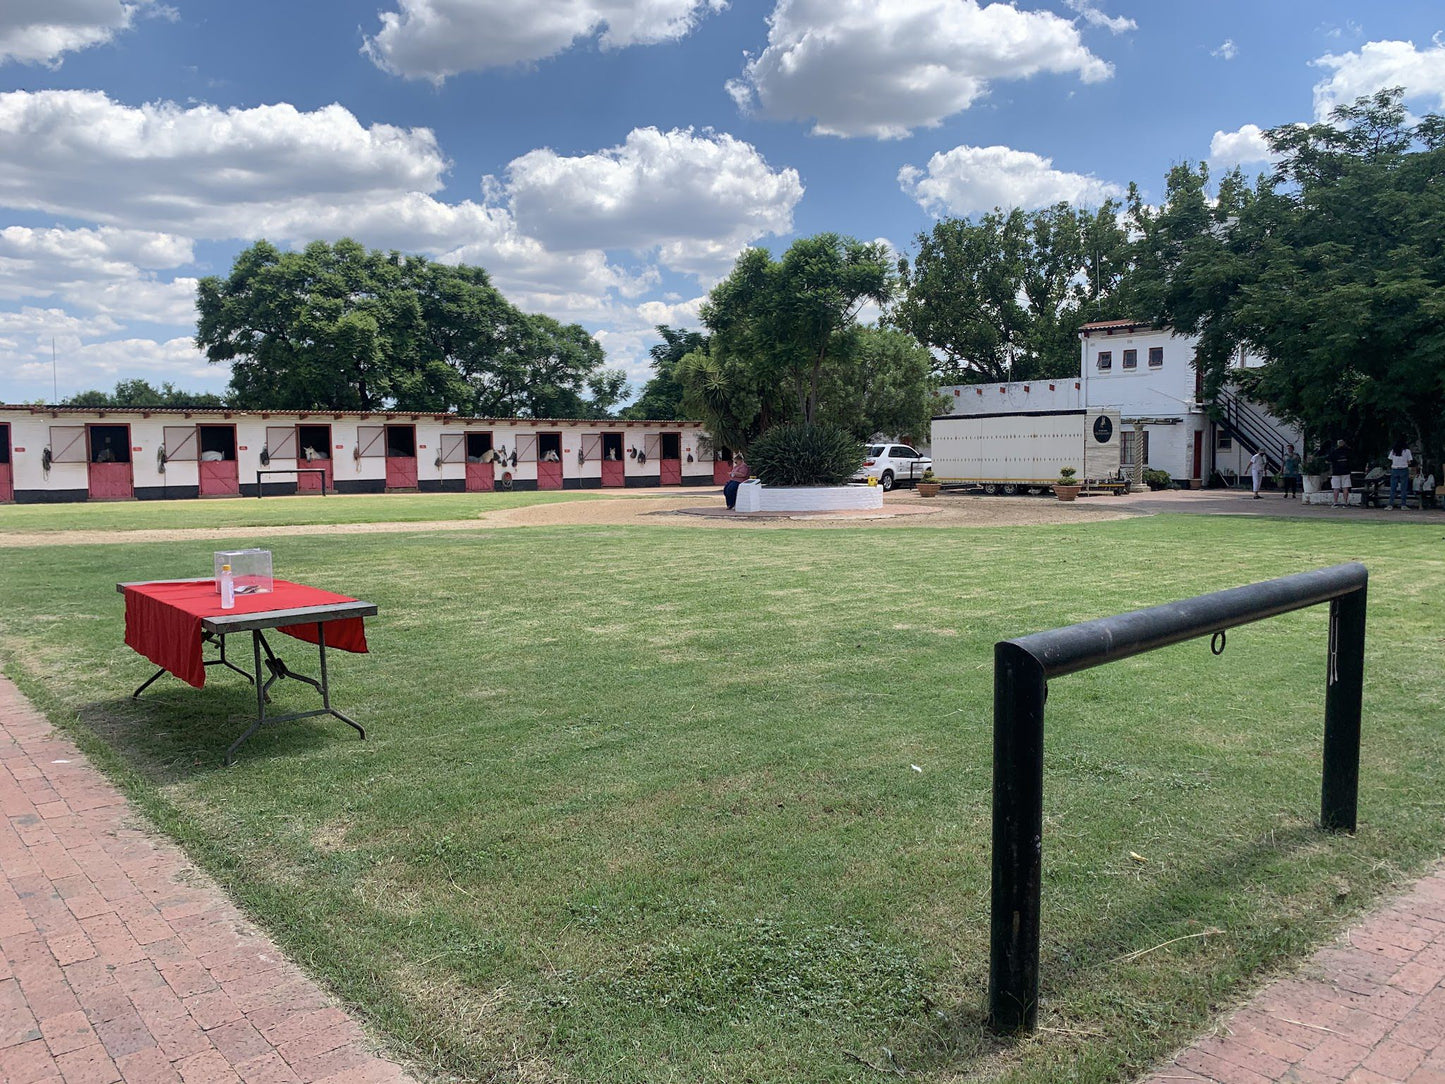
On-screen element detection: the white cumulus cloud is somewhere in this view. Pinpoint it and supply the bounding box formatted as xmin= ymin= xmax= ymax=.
xmin=728 ymin=0 xmax=1113 ymax=139
xmin=899 ymin=144 xmax=1122 ymax=216
xmin=1062 ymin=0 xmax=1135 ymax=35
xmin=1212 ymin=39 xmax=1238 ymax=61
xmin=1312 ymin=38 xmax=1445 ymax=120
xmin=502 ymin=127 xmax=803 ymax=275
xmin=0 ymin=0 xmax=167 ymax=67
xmin=1208 ymin=123 xmax=1275 ymax=168
xmin=364 ymin=0 xmax=726 ymax=82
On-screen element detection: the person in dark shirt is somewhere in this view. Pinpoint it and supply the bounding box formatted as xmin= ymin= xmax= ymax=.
xmin=1327 ymin=440 xmax=1352 ymax=507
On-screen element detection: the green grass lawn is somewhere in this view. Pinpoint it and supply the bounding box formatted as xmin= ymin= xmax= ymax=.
xmin=0 ymin=513 xmax=1441 ymax=1083
xmin=0 ymin=489 xmax=607 ymax=533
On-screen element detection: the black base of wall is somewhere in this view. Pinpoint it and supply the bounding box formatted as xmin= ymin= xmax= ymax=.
xmin=135 ymin=485 xmax=200 ymax=501
xmin=682 ymin=474 xmax=716 ymax=487
xmin=334 ymin=479 xmax=386 ymax=495
xmin=239 ymin=482 xmax=299 ymax=498
xmin=563 ymin=478 xmax=603 ymax=489
xmin=418 ymin=479 xmax=465 ymax=493
xmin=14 ymin=489 xmax=88 ymax=504
xmin=625 ymin=476 xmax=660 ymax=488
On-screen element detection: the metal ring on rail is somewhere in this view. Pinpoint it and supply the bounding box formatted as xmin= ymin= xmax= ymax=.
xmin=1210 ymin=630 xmax=1227 ymax=656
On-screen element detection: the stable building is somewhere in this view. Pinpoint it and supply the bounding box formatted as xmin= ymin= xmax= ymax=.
xmin=0 ymin=406 xmax=722 ymax=503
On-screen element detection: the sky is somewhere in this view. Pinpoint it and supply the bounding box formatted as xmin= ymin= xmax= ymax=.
xmin=1 ymin=0 xmax=1443 ymax=406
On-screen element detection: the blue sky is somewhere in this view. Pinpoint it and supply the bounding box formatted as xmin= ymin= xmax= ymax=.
xmin=1 ymin=0 xmax=1443 ymax=404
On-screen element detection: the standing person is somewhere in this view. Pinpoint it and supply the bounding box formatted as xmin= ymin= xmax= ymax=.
xmin=723 ymin=451 xmax=749 ymax=510
xmin=1387 ymin=439 xmax=1413 ymax=509
xmin=1248 ymin=449 xmax=1267 ymax=499
xmin=1280 ymin=444 xmax=1302 ymax=499
xmin=1328 ymin=439 xmax=1352 ymax=507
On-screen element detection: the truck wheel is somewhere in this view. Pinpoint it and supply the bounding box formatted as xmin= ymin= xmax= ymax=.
xmin=1002 ymin=484 xmax=1019 ymax=496
xmin=879 ymin=471 xmax=894 ymax=492
xmin=983 ymin=483 xmax=999 ymax=495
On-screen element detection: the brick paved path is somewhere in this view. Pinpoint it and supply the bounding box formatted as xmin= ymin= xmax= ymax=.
xmin=0 ymin=674 xmax=420 ymax=1084
xmin=1141 ymin=871 xmax=1445 ymax=1083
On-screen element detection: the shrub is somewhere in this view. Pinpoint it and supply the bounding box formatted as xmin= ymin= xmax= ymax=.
xmin=1143 ymin=468 xmax=1173 ymax=490
xmin=747 ymin=422 xmax=862 ymax=487
xmin=1056 ymin=466 xmax=1079 ymax=486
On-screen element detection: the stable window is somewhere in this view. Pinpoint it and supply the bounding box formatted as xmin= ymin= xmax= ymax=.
xmin=0 ymin=424 xmax=9 ymax=464
xmin=298 ymin=425 xmax=331 ymax=460
xmin=1122 ymin=349 xmax=1137 ymax=369
xmin=538 ymin=432 xmax=562 ymax=461
xmin=465 ymin=431 xmax=493 ymax=461
xmin=89 ymin=425 xmax=131 ymax=463
xmin=385 ymin=425 xmax=415 ymax=457
xmin=660 ymin=432 xmax=681 ymax=459
xmin=1148 ymin=347 xmax=1164 ymax=367
xmin=1096 ymin=351 xmax=1112 ymax=370
xmin=198 ymin=425 xmax=236 ymax=460
xmin=602 ymin=432 xmax=624 ymax=461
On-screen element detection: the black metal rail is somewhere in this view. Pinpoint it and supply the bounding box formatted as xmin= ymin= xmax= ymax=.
xmin=989 ymin=563 xmax=1368 ymax=1033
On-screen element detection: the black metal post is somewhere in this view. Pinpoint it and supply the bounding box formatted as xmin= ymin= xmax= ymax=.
xmin=1322 ymin=582 xmax=1367 ymax=831
xmin=989 ymin=642 xmax=1047 ymax=1033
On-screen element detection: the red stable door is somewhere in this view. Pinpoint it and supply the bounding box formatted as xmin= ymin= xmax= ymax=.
xmin=536 ymin=433 xmax=563 ymax=490
xmin=601 ymin=460 xmax=625 ymax=487
xmin=384 ymin=424 xmax=417 ymax=489
xmin=465 ymin=463 xmax=494 ymax=492
xmin=199 ymin=459 xmax=240 ymax=496
xmin=87 ymin=424 xmax=133 ymax=499
xmin=713 ymin=458 xmax=730 ymax=484
xmin=296 ymin=458 xmax=332 ymax=492
xmin=536 ymin=460 xmax=563 ymax=489
xmin=0 ymin=424 xmax=12 ymax=502
xmin=658 ymin=432 xmax=682 ymax=485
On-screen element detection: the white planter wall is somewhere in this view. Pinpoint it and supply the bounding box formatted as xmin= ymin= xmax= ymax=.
xmin=734 ymin=483 xmax=885 ymax=513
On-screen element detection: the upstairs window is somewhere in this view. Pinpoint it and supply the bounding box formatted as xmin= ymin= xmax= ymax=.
xmin=1096 ymin=350 xmax=1112 ymax=370
xmin=1148 ymin=346 xmax=1164 ymax=367
xmin=1122 ymin=349 xmax=1138 ymax=369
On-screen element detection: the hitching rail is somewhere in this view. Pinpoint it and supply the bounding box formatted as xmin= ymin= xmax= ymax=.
xmin=989 ymin=562 xmax=1368 ymax=1033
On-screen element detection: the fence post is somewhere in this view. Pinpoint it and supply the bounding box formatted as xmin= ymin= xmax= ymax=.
xmin=1322 ymin=582 xmax=1367 ymax=831
xmin=988 ymin=642 xmax=1047 ymax=1032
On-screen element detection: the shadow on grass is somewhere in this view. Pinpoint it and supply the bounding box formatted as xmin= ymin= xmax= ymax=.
xmin=76 ymin=668 xmax=357 ymax=782
xmin=890 ymin=820 xmax=1334 ymax=1078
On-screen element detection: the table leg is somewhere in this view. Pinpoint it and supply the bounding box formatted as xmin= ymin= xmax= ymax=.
xmin=317 ymin=623 xmax=364 ymax=740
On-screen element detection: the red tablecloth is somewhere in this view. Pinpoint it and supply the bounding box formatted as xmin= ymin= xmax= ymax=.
xmin=123 ymin=580 xmax=368 ymax=689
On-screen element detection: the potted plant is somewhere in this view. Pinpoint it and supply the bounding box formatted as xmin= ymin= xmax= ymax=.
xmin=1055 ymin=466 xmax=1082 ymax=502
xmin=916 ymin=467 xmax=941 ymax=497
xmin=1301 ymin=455 xmax=1329 ymax=495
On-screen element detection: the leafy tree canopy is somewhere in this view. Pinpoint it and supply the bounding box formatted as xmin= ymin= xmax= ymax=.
xmin=64 ymin=379 xmax=226 ymax=409
xmin=1131 ymin=88 xmax=1445 ymax=461
xmin=195 ymin=238 xmax=625 ymax=418
xmin=894 ymin=202 xmax=1129 ymax=384
xmin=621 ymin=325 xmax=707 ymax=420
xmin=679 ymin=233 xmax=908 ymax=449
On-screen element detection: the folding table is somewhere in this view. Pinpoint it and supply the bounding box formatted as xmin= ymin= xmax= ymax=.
xmin=118 ymin=578 xmax=377 ymax=764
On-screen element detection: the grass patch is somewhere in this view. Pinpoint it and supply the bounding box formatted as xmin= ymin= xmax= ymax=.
xmin=0 ymin=513 xmax=1441 ymax=1083
xmin=0 ymin=489 xmax=602 ymax=533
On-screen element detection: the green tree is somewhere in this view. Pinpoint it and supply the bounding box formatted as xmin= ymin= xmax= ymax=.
xmin=895 ymin=202 xmax=1127 ymax=384
xmin=814 ymin=327 xmax=945 ymax=443
xmin=64 ymin=379 xmax=225 ymax=408
xmin=1140 ymin=89 xmax=1445 ymax=461
xmin=680 ymin=234 xmax=898 ymax=449
xmin=623 ymin=325 xmax=707 ymax=420
xmin=196 ymin=239 xmax=619 ymax=417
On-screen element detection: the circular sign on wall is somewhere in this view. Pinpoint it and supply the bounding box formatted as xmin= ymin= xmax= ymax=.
xmin=1093 ymin=415 xmax=1114 ymax=443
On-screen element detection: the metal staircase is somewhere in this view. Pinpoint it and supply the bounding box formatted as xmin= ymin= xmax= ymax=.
xmin=1215 ymin=386 xmax=1293 ymax=471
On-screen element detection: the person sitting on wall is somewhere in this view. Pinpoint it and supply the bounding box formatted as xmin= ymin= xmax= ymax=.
xmin=723 ymin=451 xmax=749 ymax=511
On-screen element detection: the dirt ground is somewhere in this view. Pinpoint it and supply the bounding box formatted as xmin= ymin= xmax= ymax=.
xmin=0 ymin=486 xmax=1154 ymax=547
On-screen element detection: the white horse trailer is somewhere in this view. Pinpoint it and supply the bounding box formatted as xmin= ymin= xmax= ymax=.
xmin=929 ymin=408 xmax=1122 ymax=493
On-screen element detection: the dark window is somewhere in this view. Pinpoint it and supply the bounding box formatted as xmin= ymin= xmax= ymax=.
xmin=298 ymin=425 xmax=331 ymax=460
xmin=198 ymin=425 xmax=236 ymax=460
xmin=385 ymin=425 xmax=416 ymax=457
xmin=1217 ymin=431 xmax=1233 ymax=450
xmin=602 ymin=432 xmax=624 ymax=460
xmin=465 ymin=431 xmax=493 ymax=459
xmin=1148 ymin=346 xmax=1164 ymax=367
xmin=1121 ymin=431 xmax=1150 ymax=466
xmin=538 ymin=432 xmax=562 ymax=459
xmin=89 ymin=424 xmax=131 ymax=463
xmin=0 ymin=424 xmax=9 ymax=465
xmin=1097 ymin=351 xmax=1112 ymax=370
xmin=1122 ymin=349 xmax=1138 ymax=369
xmin=893 ymin=446 xmax=918 ymax=459
xmin=660 ymin=432 xmax=681 ymax=459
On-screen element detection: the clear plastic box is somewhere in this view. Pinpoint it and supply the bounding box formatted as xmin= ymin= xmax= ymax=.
xmin=214 ymin=549 xmax=274 ymax=595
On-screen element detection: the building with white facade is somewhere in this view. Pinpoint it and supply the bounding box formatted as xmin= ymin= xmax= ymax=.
xmin=0 ymin=406 xmax=720 ymax=503
xmin=941 ymin=321 xmax=1301 ymax=485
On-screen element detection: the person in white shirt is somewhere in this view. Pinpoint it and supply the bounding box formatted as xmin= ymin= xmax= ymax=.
xmin=1248 ymin=449 xmax=1267 ymax=499
xmin=1387 ymin=440 xmax=1413 ymax=509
